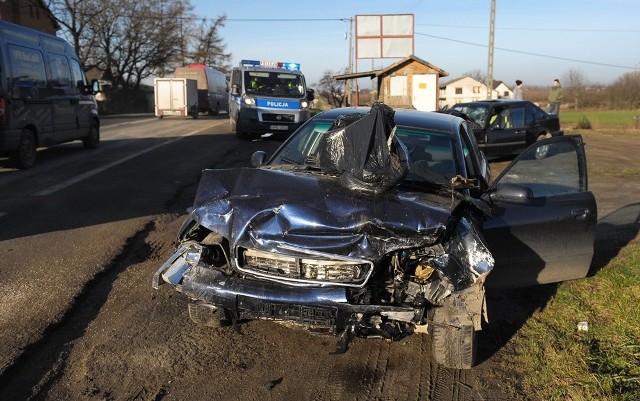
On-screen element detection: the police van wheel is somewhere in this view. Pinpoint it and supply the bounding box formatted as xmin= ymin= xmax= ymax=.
xmin=235 ymin=119 xmax=249 ymax=139
xmin=82 ymin=122 xmax=100 ymax=149
xmin=11 ymin=129 xmax=37 ymax=169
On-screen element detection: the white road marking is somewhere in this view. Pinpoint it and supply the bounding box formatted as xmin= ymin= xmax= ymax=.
xmin=34 ymin=126 xmax=209 ymax=196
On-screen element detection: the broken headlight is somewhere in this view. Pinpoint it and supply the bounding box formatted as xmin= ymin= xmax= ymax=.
xmin=237 ymin=248 xmax=373 ymax=287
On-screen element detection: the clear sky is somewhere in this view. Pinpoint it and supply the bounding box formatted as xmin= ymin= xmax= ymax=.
xmin=190 ymin=0 xmax=640 ymax=89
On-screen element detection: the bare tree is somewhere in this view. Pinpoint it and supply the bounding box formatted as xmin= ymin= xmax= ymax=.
xmin=48 ymin=0 xmax=230 ymax=87
xmin=607 ymin=71 xmax=640 ymax=109
xmin=315 ymin=70 xmax=346 ymax=107
xmin=46 ymin=0 xmax=101 ymax=67
xmin=564 ymin=68 xmax=587 ymax=110
xmin=464 ymin=69 xmax=486 ymax=83
xmin=89 ymin=0 xmax=189 ymax=90
xmin=187 ymin=15 xmax=231 ymax=73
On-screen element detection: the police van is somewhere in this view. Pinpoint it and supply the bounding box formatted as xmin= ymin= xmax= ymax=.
xmin=229 ymin=60 xmax=314 ymax=139
xmin=0 ymin=20 xmax=100 ymax=169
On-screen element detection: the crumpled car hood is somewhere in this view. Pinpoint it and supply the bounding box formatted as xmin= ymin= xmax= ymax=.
xmin=186 ymin=167 xmax=464 ymax=261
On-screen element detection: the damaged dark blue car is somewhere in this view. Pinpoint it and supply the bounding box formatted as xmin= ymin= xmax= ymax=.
xmin=153 ymin=103 xmax=596 ymax=369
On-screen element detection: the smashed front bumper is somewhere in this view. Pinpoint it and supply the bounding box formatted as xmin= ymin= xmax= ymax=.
xmin=153 ymin=244 xmax=421 ymax=338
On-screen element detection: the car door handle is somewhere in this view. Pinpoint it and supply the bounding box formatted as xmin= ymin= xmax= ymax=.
xmin=572 ymin=208 xmax=591 ymax=220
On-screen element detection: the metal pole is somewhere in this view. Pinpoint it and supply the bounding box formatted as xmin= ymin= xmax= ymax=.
xmin=486 ymin=0 xmax=495 ymax=99
xmin=347 ymin=17 xmax=353 ymax=106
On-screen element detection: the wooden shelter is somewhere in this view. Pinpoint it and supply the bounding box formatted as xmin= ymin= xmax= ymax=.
xmin=334 ymin=55 xmax=448 ymax=111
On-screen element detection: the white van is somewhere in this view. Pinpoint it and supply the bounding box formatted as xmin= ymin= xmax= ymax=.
xmin=174 ymin=64 xmax=229 ymax=116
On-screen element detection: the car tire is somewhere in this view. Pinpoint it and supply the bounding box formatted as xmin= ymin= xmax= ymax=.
xmin=11 ymin=128 xmax=37 ymax=169
xmin=208 ymin=104 xmax=219 ymax=116
xmin=430 ymin=298 xmax=477 ymax=369
xmin=82 ymin=122 xmax=100 ymax=149
xmin=188 ymin=302 xmax=224 ymax=328
xmin=235 ymin=117 xmax=248 ymax=140
xmin=535 ymin=133 xmax=551 ymax=159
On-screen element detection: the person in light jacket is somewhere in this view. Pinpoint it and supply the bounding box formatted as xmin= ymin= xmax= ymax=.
xmin=513 ymin=80 xmax=524 ymax=100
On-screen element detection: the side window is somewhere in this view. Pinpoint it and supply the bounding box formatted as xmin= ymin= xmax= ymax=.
xmin=69 ymin=59 xmax=88 ymax=94
xmin=459 ymin=123 xmax=479 ymax=175
xmin=497 ymin=136 xmax=587 ymax=197
xmin=8 ymin=45 xmax=47 ymax=98
xmin=525 ymin=104 xmax=535 ymax=125
xmin=508 ymin=107 xmax=525 ymax=128
xmin=47 ymin=53 xmax=71 ymax=92
xmin=231 ymin=70 xmax=242 ymax=92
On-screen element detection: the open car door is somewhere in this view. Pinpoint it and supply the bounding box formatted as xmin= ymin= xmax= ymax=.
xmin=482 ymin=135 xmax=597 ymax=288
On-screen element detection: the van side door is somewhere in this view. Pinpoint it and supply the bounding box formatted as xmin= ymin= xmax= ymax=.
xmin=7 ymin=45 xmax=53 ymax=142
xmin=46 ymin=53 xmax=76 ymax=140
xmin=69 ymin=59 xmax=92 ymax=132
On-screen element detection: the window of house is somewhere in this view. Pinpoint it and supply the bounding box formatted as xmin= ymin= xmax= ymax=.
xmin=455 ymin=87 xmax=462 ymax=95
xmin=473 ymin=86 xmax=480 ymax=94
xmin=390 ymin=75 xmax=407 ymax=97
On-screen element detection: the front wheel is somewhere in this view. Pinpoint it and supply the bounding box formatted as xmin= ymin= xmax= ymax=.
xmin=82 ymin=122 xmax=100 ymax=149
xmin=534 ymin=133 xmax=551 ymax=159
xmin=430 ymin=297 xmax=477 ymax=369
xmin=11 ymin=129 xmax=37 ymax=169
xmin=234 ymin=117 xmax=249 ymax=140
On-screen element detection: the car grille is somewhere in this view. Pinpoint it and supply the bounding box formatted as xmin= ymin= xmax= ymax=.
xmin=237 ymin=296 xmax=337 ymax=329
xmin=262 ymin=113 xmax=295 ymax=123
xmin=237 ymin=248 xmax=372 ymax=287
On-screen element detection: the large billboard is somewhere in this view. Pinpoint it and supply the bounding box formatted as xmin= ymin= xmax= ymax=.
xmin=355 ymin=14 xmax=414 ymax=59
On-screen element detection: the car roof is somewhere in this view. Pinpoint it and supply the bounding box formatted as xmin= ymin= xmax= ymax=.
xmin=313 ymin=106 xmax=465 ymax=133
xmin=451 ymin=99 xmax=532 ymax=107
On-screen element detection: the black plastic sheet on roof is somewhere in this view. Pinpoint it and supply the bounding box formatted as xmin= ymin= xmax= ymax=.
xmin=318 ymin=102 xmax=409 ymax=195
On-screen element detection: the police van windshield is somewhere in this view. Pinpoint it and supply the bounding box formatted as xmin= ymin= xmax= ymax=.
xmin=245 ymin=71 xmax=304 ymax=97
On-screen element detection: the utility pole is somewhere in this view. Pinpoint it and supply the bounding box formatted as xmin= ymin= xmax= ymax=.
xmin=347 ymin=17 xmax=353 ymax=106
xmin=486 ymin=0 xmax=495 ymax=99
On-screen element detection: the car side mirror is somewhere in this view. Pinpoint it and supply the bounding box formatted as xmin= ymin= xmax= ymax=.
xmin=306 ymin=88 xmax=315 ymax=101
xmin=489 ymin=183 xmax=533 ymax=204
xmin=251 ymin=151 xmax=268 ymax=167
xmin=91 ymin=79 xmax=100 ymax=94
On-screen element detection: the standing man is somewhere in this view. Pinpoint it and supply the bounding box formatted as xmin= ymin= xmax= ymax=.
xmin=547 ymin=79 xmax=563 ymax=114
xmin=513 ymin=80 xmax=524 ymax=100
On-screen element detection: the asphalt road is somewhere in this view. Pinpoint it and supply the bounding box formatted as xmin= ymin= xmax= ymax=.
xmin=0 ymin=117 xmax=637 ymax=401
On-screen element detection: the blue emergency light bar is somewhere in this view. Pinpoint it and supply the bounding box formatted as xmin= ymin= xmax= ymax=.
xmin=240 ymin=59 xmax=301 ymax=71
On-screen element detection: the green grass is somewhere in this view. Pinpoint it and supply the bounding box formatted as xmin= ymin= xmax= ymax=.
xmin=504 ymin=244 xmax=640 ymax=400
xmin=560 ymin=110 xmax=640 ymax=130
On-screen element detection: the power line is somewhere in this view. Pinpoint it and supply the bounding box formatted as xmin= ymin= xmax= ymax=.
xmin=225 ymin=18 xmax=345 ymax=22
xmin=416 ymin=32 xmax=640 ymax=70
xmin=415 ymin=23 xmax=640 ymax=33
